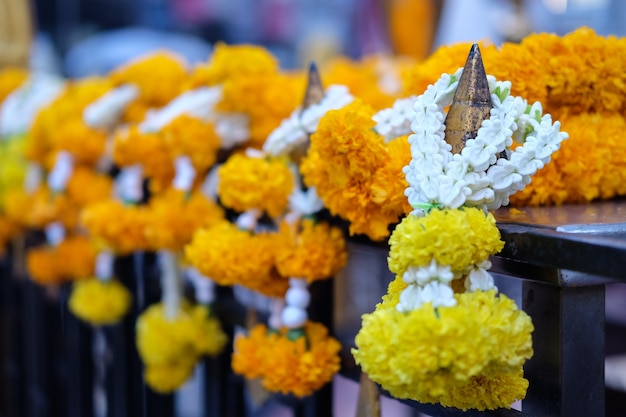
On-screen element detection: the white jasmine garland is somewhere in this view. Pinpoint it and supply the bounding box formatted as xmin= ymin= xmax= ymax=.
xmin=372 ymin=96 xmax=418 ymax=142
xmin=84 ymin=84 xmax=139 ymax=129
xmin=263 ymin=85 xmax=353 ymax=157
xmin=404 ymin=69 xmax=568 ymax=214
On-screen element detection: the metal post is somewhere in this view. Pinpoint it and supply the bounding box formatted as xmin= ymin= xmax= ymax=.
xmin=522 ymin=281 xmax=605 ymax=417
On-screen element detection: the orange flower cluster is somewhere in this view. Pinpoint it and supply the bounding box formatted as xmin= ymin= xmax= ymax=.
xmin=144 ymin=189 xmax=224 ymax=252
xmin=27 ymin=77 xmax=113 ymax=165
xmin=185 ymin=221 xmax=288 ymax=297
xmin=217 ymin=153 xmax=294 ymax=218
xmin=26 ymin=235 xmax=96 ymax=285
xmin=161 ymin=115 xmax=221 ymax=173
xmin=110 ymin=52 xmax=187 ymax=123
xmin=301 ymin=100 xmax=412 ymax=240
xmin=81 ymin=201 xmax=149 ymax=255
xmin=275 ymin=219 xmax=347 ymax=282
xmin=402 ymin=28 xmax=626 ymax=205
xmin=232 ymin=321 xmax=341 ymax=397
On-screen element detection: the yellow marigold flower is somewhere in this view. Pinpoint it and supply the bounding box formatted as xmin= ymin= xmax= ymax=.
xmin=0 ymin=136 xmax=28 ymax=209
xmin=0 ymin=67 xmax=28 ymax=102
xmin=232 ymin=322 xmax=341 ymax=398
xmin=112 ymin=127 xmax=174 ymax=186
xmin=388 ymin=208 xmax=504 ymax=275
xmin=161 ymin=115 xmax=221 ymax=172
xmin=511 ymin=112 xmax=626 ymax=206
xmin=352 ymin=290 xmax=533 ymax=410
xmin=81 ymin=201 xmax=148 ymax=255
xmin=185 ymin=221 xmax=288 ymax=297
xmin=136 ymin=303 xmax=199 ymax=366
xmin=301 ymin=100 xmax=399 ymax=241
xmin=189 ymin=304 xmax=228 ymax=357
xmin=110 ymin=52 xmax=187 ymax=112
xmin=144 ymin=361 xmax=196 ymax=394
xmin=66 ymin=167 xmax=113 ymax=207
xmin=275 ymin=219 xmax=347 ymax=282
xmin=190 ymin=43 xmax=278 ymax=87
xmin=144 ymin=189 xmax=224 ymax=252
xmin=217 ymin=153 xmax=294 ymax=218
xmin=69 ymin=278 xmax=132 ymax=326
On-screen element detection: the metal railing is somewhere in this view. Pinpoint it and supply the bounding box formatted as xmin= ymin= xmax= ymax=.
xmin=1 ymin=199 xmax=625 ymax=417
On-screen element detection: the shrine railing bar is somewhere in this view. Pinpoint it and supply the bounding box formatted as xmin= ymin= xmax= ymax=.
xmin=1 ymin=208 xmax=624 ymax=417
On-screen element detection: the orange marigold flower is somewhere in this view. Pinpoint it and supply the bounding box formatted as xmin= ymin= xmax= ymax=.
xmin=66 ymin=167 xmax=113 ymax=207
xmin=52 ymin=120 xmax=107 ymax=166
xmin=370 ymin=135 xmax=412 ymax=217
xmin=81 ymin=200 xmax=149 ymax=255
xmin=185 ymin=221 xmax=288 ymax=297
xmin=144 ymin=189 xmax=224 ymax=251
xmin=161 ymin=115 xmax=221 ymax=173
xmin=4 ymin=186 xmax=78 ymax=230
xmin=301 ymin=100 xmax=399 ymax=240
xmin=26 ymin=235 xmax=96 ymax=285
xmin=232 ymin=322 xmax=341 ymax=398
xmin=189 ymin=43 xmax=278 ymax=87
xmin=217 ymin=153 xmax=294 ymax=218
xmin=275 ymin=219 xmax=347 ymax=282
xmin=0 ymin=216 xmax=20 ymax=255
xmin=112 ymin=126 xmax=174 ymax=186
xmin=110 ymin=52 xmax=187 ymax=113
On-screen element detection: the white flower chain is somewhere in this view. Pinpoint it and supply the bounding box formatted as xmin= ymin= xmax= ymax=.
xmin=404 ymin=69 xmax=568 ymax=214
xmin=263 ymin=85 xmax=353 ymax=156
xmin=372 ymin=95 xmax=418 ymax=142
xmin=396 ymin=69 xmax=568 ymax=312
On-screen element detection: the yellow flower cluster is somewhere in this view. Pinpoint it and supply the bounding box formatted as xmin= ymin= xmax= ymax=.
xmin=26 ymin=235 xmax=96 ymax=285
xmin=275 ymin=219 xmax=347 ymax=282
xmin=136 ymin=302 xmax=227 ymax=393
xmin=69 ymin=278 xmax=132 ymax=326
xmin=144 ymin=189 xmax=224 ymax=251
xmin=301 ymin=100 xmax=411 ymax=241
xmin=0 ymin=136 xmax=28 ymax=210
xmin=353 ymin=289 xmax=533 ymax=410
xmin=185 ymin=221 xmax=288 ymax=297
xmin=217 ymin=153 xmax=294 ymax=218
xmin=388 ymin=208 xmax=504 ymax=276
xmin=232 ymin=321 xmax=341 ymax=397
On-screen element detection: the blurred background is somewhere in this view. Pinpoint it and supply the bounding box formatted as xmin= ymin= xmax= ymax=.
xmin=2 ymin=0 xmax=626 ymax=76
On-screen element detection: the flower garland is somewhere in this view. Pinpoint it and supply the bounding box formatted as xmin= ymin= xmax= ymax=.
xmin=353 ymin=63 xmax=567 ymax=410
xmin=232 ymin=321 xmax=341 ymax=397
xmin=402 ymin=28 xmax=626 ymax=205
xmin=300 ymin=100 xmax=412 ymax=240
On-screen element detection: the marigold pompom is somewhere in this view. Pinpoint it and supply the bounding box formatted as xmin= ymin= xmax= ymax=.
xmin=352 ymin=290 xmax=533 ymax=410
xmin=192 ymin=43 xmax=278 ymax=87
xmin=4 ymin=186 xmax=78 ymax=230
xmin=69 ymin=278 xmax=132 ymax=326
xmin=232 ymin=322 xmax=341 ymax=397
xmin=161 ymin=115 xmax=221 ymax=172
xmin=185 ymin=221 xmax=288 ymax=297
xmin=190 ymin=304 xmax=228 ymax=356
xmin=217 ymin=154 xmax=294 ymax=218
xmin=66 ymin=167 xmax=113 ymax=207
xmin=52 ymin=120 xmax=107 ymax=165
xmin=388 ymin=208 xmax=504 ymax=275
xmin=275 ymin=219 xmax=347 ymax=282
xmin=144 ymin=189 xmax=224 ymax=251
xmin=0 ymin=216 xmax=19 ymax=254
xmin=81 ymin=201 xmax=148 ymax=255
xmin=301 ymin=100 xmax=398 ymax=240
xmin=144 ymin=361 xmax=196 ymax=394
xmin=26 ymin=235 xmax=96 ymax=285
xmin=232 ymin=324 xmax=271 ymax=379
